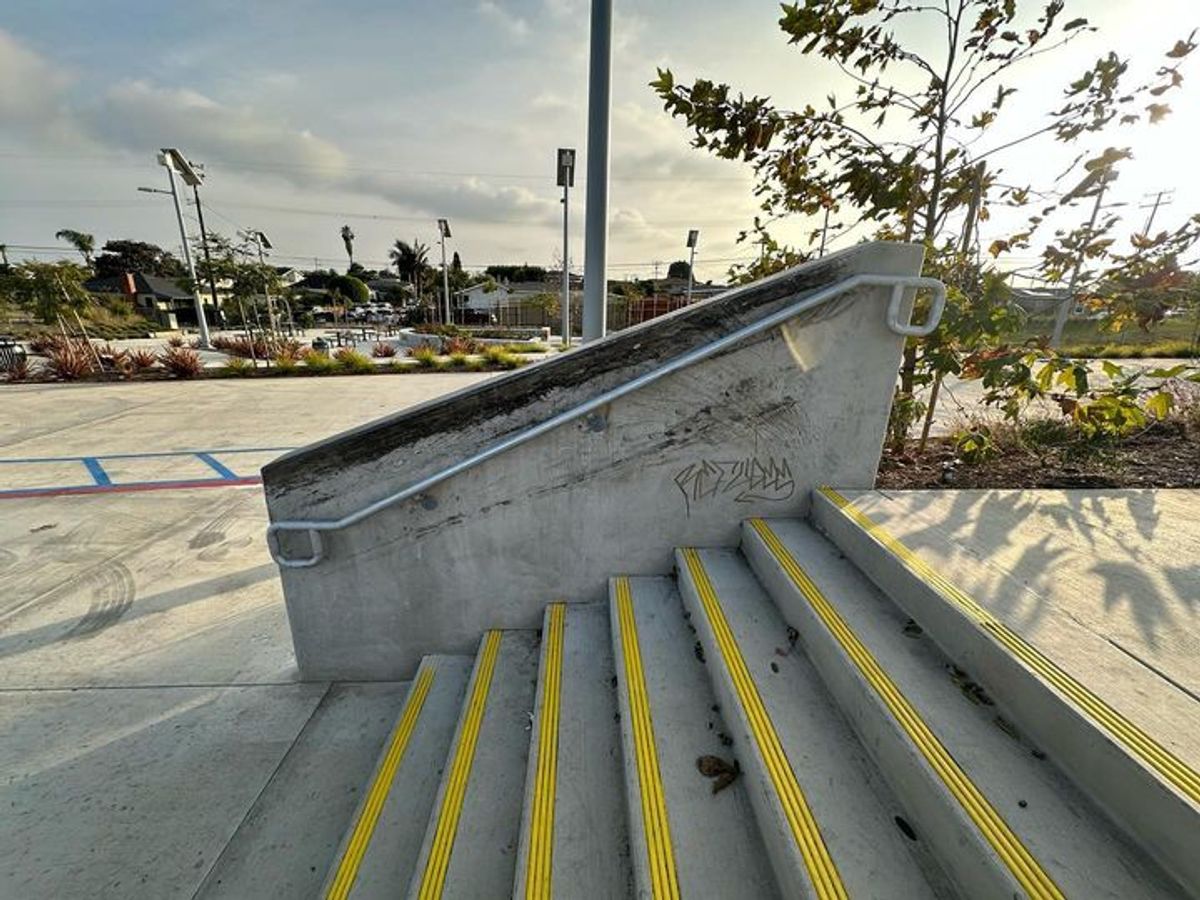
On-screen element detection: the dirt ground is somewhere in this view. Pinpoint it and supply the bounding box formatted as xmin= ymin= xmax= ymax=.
xmin=877 ymin=421 xmax=1200 ymax=490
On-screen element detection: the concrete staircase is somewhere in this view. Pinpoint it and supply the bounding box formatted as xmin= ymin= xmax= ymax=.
xmin=315 ymin=492 xmax=1194 ymax=899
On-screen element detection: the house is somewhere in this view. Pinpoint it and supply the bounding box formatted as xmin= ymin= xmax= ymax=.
xmin=274 ymin=267 xmax=304 ymax=289
xmin=456 ymin=279 xmax=571 ymax=326
xmin=627 ymin=276 xmax=728 ymax=326
xmin=85 ymin=272 xmax=210 ymax=330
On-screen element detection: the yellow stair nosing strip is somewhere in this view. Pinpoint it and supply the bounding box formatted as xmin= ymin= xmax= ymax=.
xmin=680 ymin=549 xmax=848 ymax=900
xmin=748 ymin=521 xmax=1062 ymax=898
xmin=524 ymin=603 xmax=565 ymax=900
xmin=325 ymin=663 xmax=438 ymax=900
xmin=817 ymin=487 xmax=1200 ymax=804
xmin=614 ymin=578 xmax=681 ymax=900
xmin=416 ymin=630 xmax=503 ymax=900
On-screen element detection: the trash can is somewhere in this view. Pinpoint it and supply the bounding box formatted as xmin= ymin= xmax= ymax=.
xmin=311 ymin=337 xmax=330 ymax=354
xmin=0 ymin=337 xmax=27 ymax=373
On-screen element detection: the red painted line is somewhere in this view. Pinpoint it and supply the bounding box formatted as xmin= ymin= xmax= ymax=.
xmin=0 ymin=476 xmax=262 ymax=500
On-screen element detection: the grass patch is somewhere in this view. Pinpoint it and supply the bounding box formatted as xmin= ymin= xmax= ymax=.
xmin=223 ymin=356 xmax=254 ymax=377
xmin=334 ymin=348 xmax=376 ymax=374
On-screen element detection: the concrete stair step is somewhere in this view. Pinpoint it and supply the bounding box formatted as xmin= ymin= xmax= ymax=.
xmin=675 ymin=547 xmax=942 ymax=899
xmin=744 ymin=517 xmax=1185 ymax=899
xmin=513 ymin=603 xmax=631 ymax=899
xmin=321 ymin=656 xmax=473 ymax=900
xmin=609 ymin=576 xmax=779 ymax=899
xmin=811 ymin=487 xmax=1200 ymax=895
xmin=406 ymin=630 xmax=540 ymax=899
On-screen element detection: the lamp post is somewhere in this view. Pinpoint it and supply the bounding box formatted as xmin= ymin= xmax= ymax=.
xmin=685 ymin=229 xmax=699 ymax=304
xmin=438 ymin=219 xmax=452 ymax=326
xmin=155 ymin=151 xmax=211 ymax=348
xmin=558 ymin=148 xmax=576 ymax=348
xmin=245 ymin=230 xmax=277 ymax=335
xmin=583 ymin=0 xmax=612 ymax=342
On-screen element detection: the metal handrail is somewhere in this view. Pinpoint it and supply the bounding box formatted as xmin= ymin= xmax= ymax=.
xmin=267 ymin=273 xmax=946 ymax=567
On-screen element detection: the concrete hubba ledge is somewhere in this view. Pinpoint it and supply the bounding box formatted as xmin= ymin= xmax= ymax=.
xmin=263 ymin=242 xmax=927 ymax=680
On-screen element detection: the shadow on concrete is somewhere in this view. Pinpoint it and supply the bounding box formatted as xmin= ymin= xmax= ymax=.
xmin=0 ymin=563 xmax=279 ymax=661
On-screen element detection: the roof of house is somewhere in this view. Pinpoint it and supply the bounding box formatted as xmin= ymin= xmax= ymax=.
xmin=85 ymin=272 xmax=192 ymax=301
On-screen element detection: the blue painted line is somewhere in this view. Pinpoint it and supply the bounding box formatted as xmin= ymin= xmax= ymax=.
xmin=0 ymin=446 xmax=297 ymax=465
xmin=82 ymin=457 xmax=112 ymax=486
xmin=195 ymin=452 xmax=239 ymax=481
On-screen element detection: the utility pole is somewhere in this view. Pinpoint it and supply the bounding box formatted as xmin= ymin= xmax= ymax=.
xmin=191 ymin=182 xmax=222 ymax=332
xmin=583 ymin=0 xmax=612 ymax=342
xmin=438 ymin=219 xmax=452 ymax=326
xmin=157 ymin=151 xmax=210 ymax=348
xmin=558 ymin=148 xmax=576 ymax=348
xmin=1051 ymin=171 xmax=1113 ymax=348
xmin=685 ymin=229 xmax=699 ymax=304
xmin=1140 ymin=189 xmax=1174 ymax=234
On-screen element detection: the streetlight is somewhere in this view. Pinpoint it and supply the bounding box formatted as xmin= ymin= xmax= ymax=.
xmin=155 ymin=150 xmax=211 ymax=348
xmin=583 ymin=0 xmax=612 ymax=342
xmin=685 ymin=229 xmax=699 ymax=304
xmin=244 ymin=229 xmax=278 ymax=335
xmin=438 ymin=218 xmax=452 ymax=326
xmin=558 ymin=148 xmax=576 ymax=347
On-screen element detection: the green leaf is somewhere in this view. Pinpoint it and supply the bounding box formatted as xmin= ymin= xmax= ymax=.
xmin=1101 ymin=360 xmax=1124 ymax=379
xmin=1145 ymin=364 xmax=1188 ymax=379
xmin=1145 ymin=391 xmax=1172 ymax=419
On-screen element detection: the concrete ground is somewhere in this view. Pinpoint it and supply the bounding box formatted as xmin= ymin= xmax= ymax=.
xmin=0 ymin=373 xmax=496 ymax=899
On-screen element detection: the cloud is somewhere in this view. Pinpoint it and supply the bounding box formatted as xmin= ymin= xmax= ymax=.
xmin=85 ymin=80 xmax=349 ymax=187
xmin=479 ymin=1 xmax=530 ymax=40
xmin=0 ymin=28 xmax=83 ymax=145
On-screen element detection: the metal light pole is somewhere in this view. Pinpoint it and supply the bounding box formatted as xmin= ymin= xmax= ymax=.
xmin=247 ymin=230 xmax=277 ymax=335
xmin=558 ymin=149 xmax=576 ymax=348
xmin=583 ymin=0 xmax=612 ymax=342
xmin=685 ymin=229 xmax=699 ymax=304
xmin=156 ymin=153 xmax=211 ymax=348
xmin=438 ymin=219 xmax=452 ymax=326
xmin=1051 ymin=171 xmax=1113 ymax=348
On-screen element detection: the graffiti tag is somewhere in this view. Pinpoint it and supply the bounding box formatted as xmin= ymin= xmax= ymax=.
xmin=673 ymin=457 xmax=796 ymax=515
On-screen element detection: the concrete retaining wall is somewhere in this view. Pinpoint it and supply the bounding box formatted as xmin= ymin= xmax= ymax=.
xmin=263 ymin=242 xmax=925 ymax=680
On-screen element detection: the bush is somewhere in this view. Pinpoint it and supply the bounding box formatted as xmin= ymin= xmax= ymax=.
xmin=159 ymin=345 xmax=203 ymax=378
xmin=334 ymin=348 xmax=375 ymax=374
xmin=27 ymin=333 xmax=61 ymax=355
xmin=128 ymin=349 xmax=158 ymax=372
xmin=167 ymin=335 xmax=185 ymax=348
xmin=410 ymin=343 xmax=439 ymax=368
xmin=465 ymin=357 xmax=486 ymax=372
xmin=223 ymin=356 xmax=255 ymax=377
xmin=5 ymin=356 xmax=33 ymax=383
xmin=444 ymin=335 xmax=483 ymax=355
xmin=46 ymin=341 xmax=95 ymax=380
xmin=212 ymin=335 xmax=269 ymax=359
xmin=302 ymin=349 xmax=337 ymax=374
xmin=503 ymin=342 xmax=549 ymax=354
xmin=96 ymin=342 xmax=129 ymax=373
xmin=371 ymin=342 xmax=397 ymax=358
xmin=448 ymin=351 xmax=469 ymax=368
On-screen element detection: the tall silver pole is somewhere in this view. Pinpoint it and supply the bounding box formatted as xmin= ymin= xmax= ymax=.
xmin=163 ymin=164 xmax=211 ymax=347
xmin=583 ymin=0 xmax=612 ymax=342
xmin=257 ymin=236 xmax=277 ymax=336
xmin=440 ymin=233 xmax=451 ymax=326
xmin=562 ymin=182 xmax=570 ymax=347
xmin=686 ymin=244 xmax=696 ymax=304
xmin=1051 ymin=173 xmax=1110 ymax=348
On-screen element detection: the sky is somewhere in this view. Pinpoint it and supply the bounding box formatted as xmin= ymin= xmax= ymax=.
xmin=1 ymin=1 xmax=1197 ymax=283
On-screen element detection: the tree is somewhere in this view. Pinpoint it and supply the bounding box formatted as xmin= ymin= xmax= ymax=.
xmin=484 ymin=264 xmax=547 ymax=283
xmin=451 ymin=250 xmax=463 ymax=273
xmin=667 ymin=260 xmax=691 ymax=280
xmin=0 ymin=260 xmax=92 ymax=323
xmin=340 ymin=225 xmax=356 ymax=271
xmin=390 ymin=239 xmax=431 ymax=306
xmin=653 ymin=2 xmax=1197 ymax=447
xmin=55 ymin=229 xmax=95 ymax=266
xmin=93 ymin=240 xmax=185 ymax=278
xmin=328 ymin=274 xmax=371 ymax=306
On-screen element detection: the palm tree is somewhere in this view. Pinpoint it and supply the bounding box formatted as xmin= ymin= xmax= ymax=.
xmin=55 ymin=229 xmax=95 ymax=266
xmin=340 ymin=225 xmax=355 ymax=271
xmin=389 ymin=238 xmax=431 ymax=309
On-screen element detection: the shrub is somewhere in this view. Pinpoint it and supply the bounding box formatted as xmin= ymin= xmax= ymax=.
xmin=503 ymin=342 xmax=549 ymax=354
xmin=444 ymin=335 xmax=483 ymax=355
xmin=5 ymin=356 xmax=32 ymax=383
xmin=302 ymin=349 xmax=337 ymax=374
xmin=334 ymin=348 xmax=375 ymax=374
xmin=223 ymin=356 xmax=254 ymax=377
xmin=96 ymin=342 xmax=129 ymax=372
xmin=273 ymin=353 xmax=299 ymax=373
xmin=465 ymin=358 xmax=486 ymax=372
xmin=128 ymin=349 xmax=158 ymax=372
xmin=27 ymin=333 xmax=61 ymax=355
xmin=371 ymin=342 xmax=398 ymax=358
xmin=448 ymin=351 xmax=469 ymax=368
xmin=410 ymin=343 xmax=439 ymax=368
xmin=46 ymin=341 xmax=95 ymax=380
xmin=213 ymin=335 xmax=270 ymax=359
xmin=167 ymin=335 xmax=185 ymax=348
xmin=159 ymin=345 xmax=203 ymax=378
